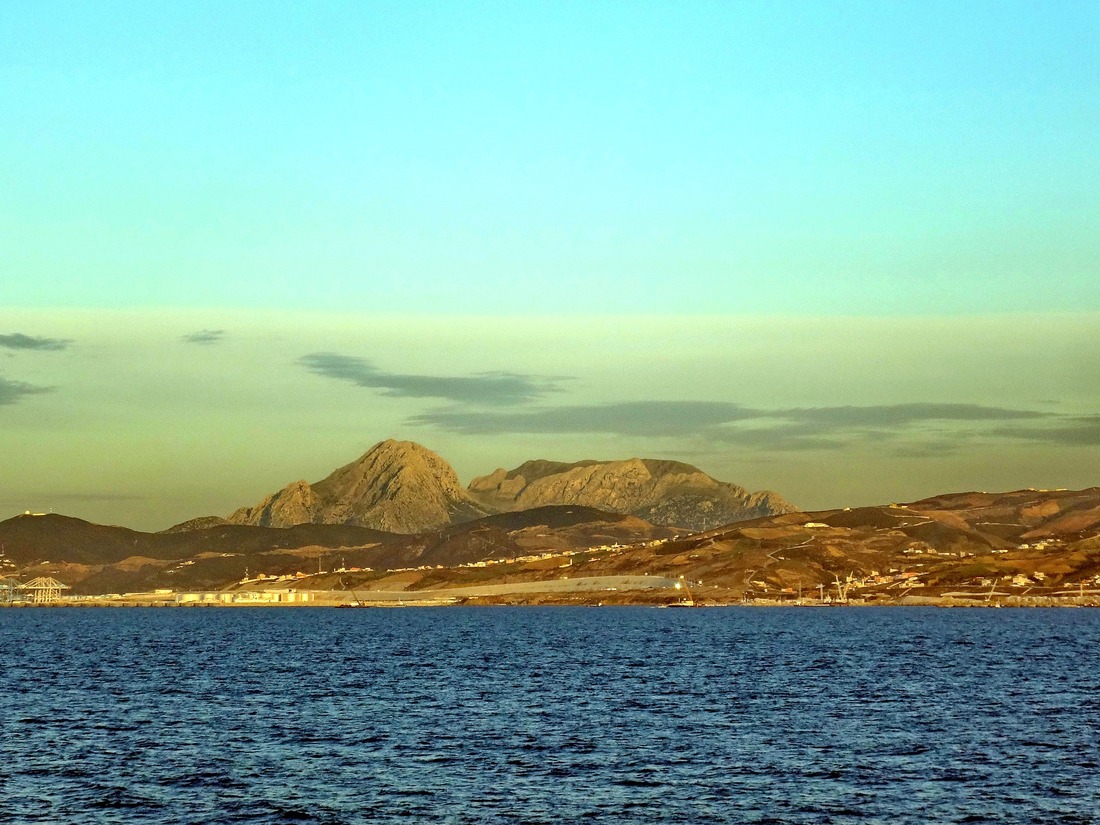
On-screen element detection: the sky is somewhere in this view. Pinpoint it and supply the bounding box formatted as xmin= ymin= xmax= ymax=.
xmin=2 ymin=1 xmax=1098 ymax=530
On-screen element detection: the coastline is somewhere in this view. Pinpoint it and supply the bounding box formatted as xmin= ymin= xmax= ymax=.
xmin=6 ymin=575 xmax=1099 ymax=610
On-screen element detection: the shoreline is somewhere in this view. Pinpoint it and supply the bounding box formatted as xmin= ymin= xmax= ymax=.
xmin=8 ymin=573 xmax=1100 ymax=610
xmin=6 ymin=593 xmax=1099 ymax=609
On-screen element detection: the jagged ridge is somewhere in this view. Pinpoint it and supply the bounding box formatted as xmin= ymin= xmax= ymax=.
xmin=468 ymin=457 xmax=795 ymax=531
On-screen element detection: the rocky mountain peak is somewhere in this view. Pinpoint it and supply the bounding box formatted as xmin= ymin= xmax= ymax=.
xmin=227 ymin=440 xmax=490 ymax=533
xmin=313 ymin=439 xmax=468 ymax=505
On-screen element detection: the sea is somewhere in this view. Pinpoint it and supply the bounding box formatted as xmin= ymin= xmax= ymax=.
xmin=1 ymin=606 xmax=1097 ymax=824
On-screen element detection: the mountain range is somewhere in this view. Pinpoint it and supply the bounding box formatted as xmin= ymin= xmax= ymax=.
xmin=3 ymin=485 xmax=1097 ymax=603
xmin=223 ymin=439 xmax=794 ymax=533
xmin=3 ymin=439 xmax=1095 ymax=603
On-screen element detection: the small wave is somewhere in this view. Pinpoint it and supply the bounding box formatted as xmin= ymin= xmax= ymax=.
xmin=615 ymin=777 xmax=663 ymax=787
xmin=88 ymin=787 xmax=163 ymax=810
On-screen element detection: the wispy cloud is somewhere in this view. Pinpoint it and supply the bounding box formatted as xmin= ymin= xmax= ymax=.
xmin=0 ymin=376 xmax=54 ymax=405
xmin=182 ymin=329 xmax=226 ymax=345
xmin=49 ymin=492 xmax=145 ymax=502
xmin=0 ymin=333 xmax=72 ymax=351
xmin=299 ymin=352 xmax=563 ymax=405
xmin=410 ymin=399 xmax=1076 ymax=453
xmin=779 ymin=403 xmax=1049 ymax=427
xmin=0 ymin=492 xmax=144 ymax=507
xmin=704 ymin=403 xmax=1058 ymax=454
xmin=409 ymin=401 xmax=756 ymax=436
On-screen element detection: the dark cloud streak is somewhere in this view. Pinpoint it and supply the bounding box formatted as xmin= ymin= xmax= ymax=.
xmin=410 ymin=399 xmax=1087 ymax=452
xmin=299 ymin=352 xmax=562 ymax=405
xmin=0 ymin=376 xmax=54 ymax=405
xmin=182 ymin=329 xmax=226 ymax=345
xmin=0 ymin=333 xmax=72 ymax=351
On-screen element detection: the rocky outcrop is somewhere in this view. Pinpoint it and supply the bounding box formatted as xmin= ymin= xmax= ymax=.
xmin=229 ymin=480 xmax=321 ymax=529
xmin=160 ymin=515 xmax=230 ymax=533
xmin=227 ymin=440 xmax=491 ymax=533
xmin=468 ymin=458 xmax=795 ymax=531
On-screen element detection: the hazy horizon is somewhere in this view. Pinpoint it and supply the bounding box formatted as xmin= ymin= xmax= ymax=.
xmin=2 ymin=2 xmax=1097 ymax=530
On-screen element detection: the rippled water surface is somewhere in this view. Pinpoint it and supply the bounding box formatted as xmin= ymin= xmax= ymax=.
xmin=2 ymin=606 xmax=1098 ymax=824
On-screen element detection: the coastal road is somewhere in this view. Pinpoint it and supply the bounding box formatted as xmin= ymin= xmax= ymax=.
xmin=322 ymin=575 xmax=679 ymax=604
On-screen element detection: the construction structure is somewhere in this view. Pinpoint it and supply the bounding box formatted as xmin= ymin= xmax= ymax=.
xmin=19 ymin=577 xmax=71 ymax=604
xmin=0 ymin=577 xmax=22 ymax=605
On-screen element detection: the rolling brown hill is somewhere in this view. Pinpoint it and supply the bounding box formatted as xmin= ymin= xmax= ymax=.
xmin=348 ymin=505 xmax=679 ymax=574
xmin=0 ymin=504 xmax=676 ymax=595
xmin=322 ymin=487 xmax=1100 ymax=605
xmin=0 ymin=514 xmax=174 ymax=566
xmin=0 ymin=513 xmax=399 ymax=566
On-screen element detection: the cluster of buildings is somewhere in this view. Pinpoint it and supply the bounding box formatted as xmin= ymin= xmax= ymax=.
xmin=858 ymin=570 xmax=925 ymax=588
xmin=448 ymin=539 xmax=665 ymax=572
xmin=457 ymin=549 xmax=579 ymax=570
xmin=901 ymin=544 xmax=975 ymax=558
xmin=176 ymin=590 xmax=314 ymax=605
xmin=356 ymin=540 xmax=623 ymax=578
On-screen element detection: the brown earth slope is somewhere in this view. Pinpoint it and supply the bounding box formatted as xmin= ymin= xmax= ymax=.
xmin=320 ymin=487 xmax=1100 ymax=604
xmin=0 ymin=505 xmax=676 ymax=595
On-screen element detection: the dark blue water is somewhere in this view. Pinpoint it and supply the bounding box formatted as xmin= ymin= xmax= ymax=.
xmin=1 ymin=607 xmax=1098 ymax=824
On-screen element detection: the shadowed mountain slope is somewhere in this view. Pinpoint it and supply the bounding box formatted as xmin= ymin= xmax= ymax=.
xmin=0 ymin=513 xmax=399 ymax=567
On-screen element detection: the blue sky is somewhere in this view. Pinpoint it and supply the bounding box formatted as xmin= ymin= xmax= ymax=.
xmin=4 ymin=1 xmax=1097 ymax=313
xmin=1 ymin=2 xmax=1098 ymax=528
